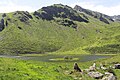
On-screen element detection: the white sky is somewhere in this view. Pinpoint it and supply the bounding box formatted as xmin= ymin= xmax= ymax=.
xmin=0 ymin=0 xmax=120 ymax=16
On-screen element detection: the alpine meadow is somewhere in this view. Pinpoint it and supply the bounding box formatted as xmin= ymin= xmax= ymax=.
xmin=0 ymin=3 xmax=120 ymax=80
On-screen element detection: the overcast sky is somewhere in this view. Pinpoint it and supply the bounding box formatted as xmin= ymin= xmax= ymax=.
xmin=0 ymin=0 xmax=120 ymax=16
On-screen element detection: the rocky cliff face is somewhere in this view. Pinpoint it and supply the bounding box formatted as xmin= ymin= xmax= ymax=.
xmin=33 ymin=4 xmax=89 ymax=23
xmin=74 ymin=5 xmax=114 ymax=24
xmin=0 ymin=18 xmax=5 ymax=31
xmin=13 ymin=11 xmax=33 ymax=22
xmin=111 ymin=15 xmax=120 ymax=21
xmin=33 ymin=4 xmax=89 ymax=29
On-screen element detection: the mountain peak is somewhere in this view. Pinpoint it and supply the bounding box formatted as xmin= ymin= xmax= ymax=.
xmin=33 ymin=4 xmax=89 ymax=22
xmin=74 ymin=5 xmax=83 ymax=12
xmin=74 ymin=5 xmax=114 ymax=24
xmin=111 ymin=15 xmax=120 ymax=21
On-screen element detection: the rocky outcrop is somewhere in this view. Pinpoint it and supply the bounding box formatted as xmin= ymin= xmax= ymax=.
xmin=56 ymin=19 xmax=77 ymax=29
xmin=111 ymin=15 xmax=120 ymax=21
xmin=99 ymin=16 xmax=110 ymax=24
xmin=0 ymin=13 xmax=8 ymax=31
xmin=33 ymin=4 xmax=89 ymax=23
xmin=33 ymin=11 xmax=53 ymax=20
xmin=74 ymin=5 xmax=114 ymax=24
xmin=13 ymin=11 xmax=33 ymax=22
xmin=0 ymin=18 xmax=5 ymax=31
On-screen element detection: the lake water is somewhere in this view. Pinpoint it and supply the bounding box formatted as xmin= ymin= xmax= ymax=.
xmin=0 ymin=54 xmax=112 ymax=62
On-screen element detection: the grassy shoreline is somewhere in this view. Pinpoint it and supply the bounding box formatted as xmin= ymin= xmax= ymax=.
xmin=0 ymin=54 xmax=120 ymax=80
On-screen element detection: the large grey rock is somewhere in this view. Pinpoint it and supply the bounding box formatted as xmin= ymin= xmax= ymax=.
xmin=88 ymin=71 xmax=103 ymax=79
xmin=108 ymin=74 xmax=116 ymax=80
xmin=102 ymin=72 xmax=116 ymax=80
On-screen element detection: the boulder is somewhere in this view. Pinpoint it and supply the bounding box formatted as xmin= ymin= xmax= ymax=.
xmin=89 ymin=63 xmax=96 ymax=71
xmin=114 ymin=64 xmax=120 ymax=69
xmin=107 ymin=74 xmax=116 ymax=80
xmin=74 ymin=62 xmax=82 ymax=72
xmin=102 ymin=72 xmax=116 ymax=80
xmin=88 ymin=71 xmax=103 ymax=79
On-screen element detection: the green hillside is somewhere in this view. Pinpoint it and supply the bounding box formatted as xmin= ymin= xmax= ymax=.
xmin=0 ymin=4 xmax=120 ymax=55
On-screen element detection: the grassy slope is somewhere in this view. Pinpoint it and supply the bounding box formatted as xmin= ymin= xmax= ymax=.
xmin=0 ymin=10 xmax=116 ymax=55
xmin=0 ymin=5 xmax=120 ymax=55
xmin=85 ymin=22 xmax=120 ymax=54
xmin=0 ymin=4 xmax=120 ymax=55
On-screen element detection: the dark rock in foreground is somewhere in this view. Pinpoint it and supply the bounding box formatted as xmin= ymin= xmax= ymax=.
xmin=114 ymin=64 xmax=120 ymax=69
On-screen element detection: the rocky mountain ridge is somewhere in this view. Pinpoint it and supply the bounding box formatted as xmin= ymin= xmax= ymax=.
xmin=74 ymin=5 xmax=114 ymax=24
xmin=111 ymin=15 xmax=120 ymax=21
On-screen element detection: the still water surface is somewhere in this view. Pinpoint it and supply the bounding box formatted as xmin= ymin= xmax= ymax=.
xmin=0 ymin=54 xmax=112 ymax=62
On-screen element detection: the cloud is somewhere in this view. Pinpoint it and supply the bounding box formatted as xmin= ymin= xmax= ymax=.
xmin=70 ymin=2 xmax=120 ymax=16
xmin=0 ymin=0 xmax=120 ymax=16
xmin=94 ymin=5 xmax=120 ymax=16
xmin=0 ymin=0 xmax=35 ymax=13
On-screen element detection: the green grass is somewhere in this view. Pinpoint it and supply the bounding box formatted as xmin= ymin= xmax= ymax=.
xmin=0 ymin=54 xmax=120 ymax=80
xmin=0 ymin=56 xmax=95 ymax=80
xmin=0 ymin=58 xmax=73 ymax=80
xmin=0 ymin=57 xmax=93 ymax=80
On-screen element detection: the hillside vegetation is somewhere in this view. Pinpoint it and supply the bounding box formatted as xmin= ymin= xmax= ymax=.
xmin=0 ymin=4 xmax=120 ymax=55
